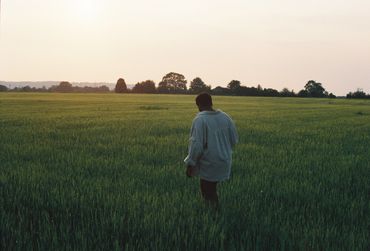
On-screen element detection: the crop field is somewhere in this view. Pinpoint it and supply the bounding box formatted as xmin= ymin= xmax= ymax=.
xmin=0 ymin=93 xmax=369 ymax=250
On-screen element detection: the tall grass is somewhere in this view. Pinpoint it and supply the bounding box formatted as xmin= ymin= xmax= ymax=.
xmin=1 ymin=93 xmax=369 ymax=250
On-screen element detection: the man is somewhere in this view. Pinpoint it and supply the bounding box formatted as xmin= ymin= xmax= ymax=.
xmin=184 ymin=93 xmax=238 ymax=208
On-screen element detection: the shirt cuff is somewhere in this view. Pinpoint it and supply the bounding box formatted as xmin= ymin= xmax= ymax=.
xmin=184 ymin=156 xmax=196 ymax=167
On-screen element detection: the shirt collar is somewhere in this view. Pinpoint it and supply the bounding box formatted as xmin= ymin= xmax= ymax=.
xmin=198 ymin=109 xmax=222 ymax=116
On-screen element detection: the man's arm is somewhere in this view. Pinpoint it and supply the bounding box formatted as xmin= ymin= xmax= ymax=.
xmin=229 ymin=119 xmax=239 ymax=147
xmin=184 ymin=117 xmax=205 ymax=173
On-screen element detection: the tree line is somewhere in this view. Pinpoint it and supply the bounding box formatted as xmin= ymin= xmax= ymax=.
xmin=115 ymin=72 xmax=338 ymax=98
xmin=346 ymin=89 xmax=370 ymax=99
xmin=1 ymin=72 xmax=369 ymax=99
xmin=0 ymin=82 xmax=110 ymax=93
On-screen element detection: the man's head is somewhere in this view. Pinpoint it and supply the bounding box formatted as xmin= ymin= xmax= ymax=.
xmin=196 ymin=92 xmax=213 ymax=111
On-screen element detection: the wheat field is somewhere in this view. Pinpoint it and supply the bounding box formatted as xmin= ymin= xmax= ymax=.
xmin=1 ymin=93 xmax=369 ymax=250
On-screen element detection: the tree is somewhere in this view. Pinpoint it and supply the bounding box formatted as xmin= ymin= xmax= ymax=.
xmin=347 ymin=89 xmax=367 ymax=99
xmin=0 ymin=85 xmax=8 ymax=92
xmin=298 ymin=89 xmax=309 ymax=97
xmin=212 ymin=86 xmax=231 ymax=95
xmin=280 ymin=88 xmax=295 ymax=97
xmin=115 ymin=78 xmax=128 ymax=93
xmin=55 ymin=81 xmax=73 ymax=92
xmin=98 ymin=85 xmax=110 ymax=92
xmin=304 ymin=80 xmax=326 ymax=97
xmin=227 ymin=80 xmax=241 ymax=93
xmin=22 ymin=86 xmax=32 ymax=92
xmin=262 ymin=88 xmax=280 ymax=97
xmin=132 ymin=80 xmax=156 ymax=93
xmin=189 ymin=77 xmax=211 ymax=94
xmin=235 ymin=86 xmax=253 ymax=96
xmin=157 ymin=72 xmax=187 ymax=93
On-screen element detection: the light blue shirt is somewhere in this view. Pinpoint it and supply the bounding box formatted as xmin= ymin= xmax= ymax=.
xmin=184 ymin=109 xmax=238 ymax=182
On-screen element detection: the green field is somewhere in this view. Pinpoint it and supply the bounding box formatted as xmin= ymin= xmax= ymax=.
xmin=1 ymin=93 xmax=369 ymax=250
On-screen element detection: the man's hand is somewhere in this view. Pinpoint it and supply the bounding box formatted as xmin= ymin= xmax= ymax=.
xmin=186 ymin=166 xmax=195 ymax=178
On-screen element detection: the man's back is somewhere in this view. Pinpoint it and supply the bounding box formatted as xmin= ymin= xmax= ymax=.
xmin=185 ymin=110 xmax=238 ymax=182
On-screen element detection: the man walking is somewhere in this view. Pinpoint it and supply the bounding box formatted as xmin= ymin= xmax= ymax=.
xmin=184 ymin=93 xmax=238 ymax=208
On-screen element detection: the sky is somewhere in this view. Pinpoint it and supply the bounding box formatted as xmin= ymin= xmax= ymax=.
xmin=0 ymin=0 xmax=369 ymax=95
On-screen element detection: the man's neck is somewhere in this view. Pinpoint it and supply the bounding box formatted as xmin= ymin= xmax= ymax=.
xmin=199 ymin=106 xmax=214 ymax=112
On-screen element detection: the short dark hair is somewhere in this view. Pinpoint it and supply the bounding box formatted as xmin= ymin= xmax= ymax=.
xmin=196 ymin=92 xmax=213 ymax=107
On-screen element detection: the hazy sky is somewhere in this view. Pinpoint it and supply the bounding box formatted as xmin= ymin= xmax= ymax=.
xmin=1 ymin=0 xmax=369 ymax=95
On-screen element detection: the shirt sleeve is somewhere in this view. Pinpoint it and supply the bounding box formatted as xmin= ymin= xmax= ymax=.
xmin=184 ymin=117 xmax=206 ymax=167
xmin=229 ymin=119 xmax=239 ymax=147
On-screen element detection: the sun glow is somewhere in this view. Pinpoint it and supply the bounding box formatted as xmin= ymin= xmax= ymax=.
xmin=72 ymin=0 xmax=100 ymax=23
